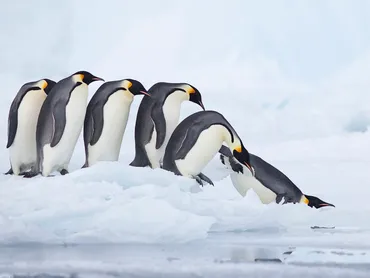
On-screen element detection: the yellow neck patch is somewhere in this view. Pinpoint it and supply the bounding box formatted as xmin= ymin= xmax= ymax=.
xmin=300 ymin=195 xmax=309 ymax=205
xmin=123 ymin=80 xmax=133 ymax=89
xmin=234 ymin=145 xmax=242 ymax=153
xmin=40 ymin=80 xmax=48 ymax=90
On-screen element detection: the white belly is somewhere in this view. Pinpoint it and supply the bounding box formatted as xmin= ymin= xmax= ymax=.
xmin=146 ymin=91 xmax=187 ymax=168
xmin=42 ymin=84 xmax=88 ymax=176
xmin=87 ymin=91 xmax=133 ymax=166
xmin=230 ymin=171 xmax=277 ymax=204
xmin=175 ymin=125 xmax=225 ymax=177
xmin=9 ymin=90 xmax=46 ymax=174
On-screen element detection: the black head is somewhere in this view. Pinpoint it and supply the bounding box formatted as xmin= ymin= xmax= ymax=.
xmin=304 ymin=195 xmax=335 ymax=209
xmin=124 ymin=79 xmax=150 ymax=97
xmin=42 ymin=79 xmax=56 ymax=95
xmin=187 ymin=85 xmax=205 ymax=110
xmin=73 ymin=70 xmax=104 ymax=85
xmin=232 ymin=143 xmax=254 ymax=175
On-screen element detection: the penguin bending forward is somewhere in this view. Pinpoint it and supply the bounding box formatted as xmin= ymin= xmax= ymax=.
xmin=82 ymin=79 xmax=149 ymax=168
xmin=162 ymin=110 xmax=253 ymax=186
xmin=5 ymin=79 xmax=56 ymax=175
xmin=130 ymin=82 xmax=205 ymax=169
xmin=219 ymin=146 xmax=335 ymax=209
xmin=23 ymin=71 xmax=104 ymax=178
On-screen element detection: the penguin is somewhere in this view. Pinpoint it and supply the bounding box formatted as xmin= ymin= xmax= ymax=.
xmin=5 ymin=78 xmax=56 ymax=176
xmin=219 ymin=145 xmax=335 ymax=209
xmin=162 ymin=110 xmax=253 ymax=186
xmin=23 ymin=71 xmax=104 ymax=178
xmin=82 ymin=78 xmax=150 ymax=168
xmin=130 ymin=82 xmax=205 ymax=169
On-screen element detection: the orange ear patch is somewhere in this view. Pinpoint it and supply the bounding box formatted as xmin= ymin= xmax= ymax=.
xmin=41 ymin=80 xmax=48 ymax=89
xmin=234 ymin=146 xmax=242 ymax=153
xmin=187 ymin=86 xmax=195 ymax=94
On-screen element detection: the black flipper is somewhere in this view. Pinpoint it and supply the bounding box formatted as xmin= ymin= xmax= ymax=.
xmin=218 ymin=145 xmax=233 ymax=158
xmin=129 ymin=139 xmax=152 ymax=167
xmin=198 ymin=172 xmax=214 ymax=186
xmin=174 ymin=121 xmax=206 ymax=160
xmin=50 ymin=99 xmax=67 ymax=148
xmin=89 ymin=101 xmax=105 ymax=146
xmin=151 ymin=103 xmax=167 ymax=149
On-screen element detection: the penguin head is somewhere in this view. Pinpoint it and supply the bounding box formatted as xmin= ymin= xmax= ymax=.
xmin=73 ymin=71 xmax=105 ymax=85
xmin=121 ymin=79 xmax=150 ymax=97
xmin=303 ymin=195 xmax=335 ymax=209
xmin=232 ymin=143 xmax=254 ymax=175
xmin=40 ymin=79 xmax=56 ymax=95
xmin=186 ymin=84 xmax=205 ymax=110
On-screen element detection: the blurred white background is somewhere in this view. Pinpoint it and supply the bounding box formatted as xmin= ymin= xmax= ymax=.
xmin=1 ymin=0 xmax=370 ymax=144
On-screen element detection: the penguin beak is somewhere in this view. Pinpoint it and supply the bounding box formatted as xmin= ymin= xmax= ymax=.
xmin=140 ymin=91 xmax=151 ymax=97
xmin=92 ymin=76 xmax=105 ymax=82
xmin=244 ymin=162 xmax=254 ymax=175
xmin=198 ymin=100 xmax=205 ymax=111
xmin=318 ymin=202 xmax=335 ymax=208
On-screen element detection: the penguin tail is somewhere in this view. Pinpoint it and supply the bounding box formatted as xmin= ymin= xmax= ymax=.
xmin=81 ymin=161 xmax=89 ymax=169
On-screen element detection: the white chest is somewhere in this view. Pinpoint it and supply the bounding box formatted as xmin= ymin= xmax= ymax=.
xmin=87 ymin=90 xmax=133 ymax=164
xmin=175 ymin=125 xmax=226 ymax=177
xmin=157 ymin=91 xmax=188 ymax=155
xmin=42 ymin=83 xmax=88 ymax=174
xmin=230 ymin=171 xmax=277 ymax=204
xmin=10 ymin=89 xmax=46 ymax=169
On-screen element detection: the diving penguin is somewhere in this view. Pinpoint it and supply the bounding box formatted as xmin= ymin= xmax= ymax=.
xmin=23 ymin=71 xmax=104 ymax=178
xmin=5 ymin=78 xmax=56 ymax=175
xmin=162 ymin=110 xmax=253 ymax=186
xmin=130 ymin=82 xmax=205 ymax=169
xmin=82 ymin=78 xmax=149 ymax=168
xmin=219 ymin=146 xmax=335 ymax=209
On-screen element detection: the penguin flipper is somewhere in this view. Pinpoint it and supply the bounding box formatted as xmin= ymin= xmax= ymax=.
xmin=151 ymin=103 xmax=166 ymax=149
xmin=6 ymin=104 xmax=18 ymax=149
xmin=174 ymin=121 xmax=207 ymax=160
xmin=129 ymin=144 xmax=151 ymax=167
xmin=88 ymin=100 xmax=104 ymax=146
xmin=50 ymin=99 xmax=67 ymax=148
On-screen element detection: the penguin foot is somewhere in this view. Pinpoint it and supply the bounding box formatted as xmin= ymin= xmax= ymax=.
xmin=23 ymin=171 xmax=39 ymax=178
xmin=60 ymin=169 xmax=69 ymax=175
xmin=193 ymin=175 xmax=204 ymax=186
xmin=198 ymin=172 xmax=214 ymax=186
xmin=4 ymin=168 xmax=13 ymax=175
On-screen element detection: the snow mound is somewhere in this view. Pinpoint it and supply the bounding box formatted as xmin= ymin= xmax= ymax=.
xmin=0 ymin=160 xmax=343 ymax=245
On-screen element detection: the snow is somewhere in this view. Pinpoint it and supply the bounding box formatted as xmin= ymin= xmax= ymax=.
xmin=1 ymin=0 xmax=370 ymax=275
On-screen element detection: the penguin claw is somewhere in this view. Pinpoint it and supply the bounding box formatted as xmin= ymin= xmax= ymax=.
xmin=60 ymin=169 xmax=69 ymax=175
xmin=193 ymin=175 xmax=204 ymax=186
xmin=4 ymin=168 xmax=13 ymax=175
xmin=23 ymin=171 xmax=39 ymax=178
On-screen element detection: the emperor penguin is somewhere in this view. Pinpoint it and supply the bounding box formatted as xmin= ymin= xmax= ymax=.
xmin=82 ymin=78 xmax=150 ymax=168
xmin=129 ymin=82 xmax=205 ymax=169
xmin=5 ymin=78 xmax=56 ymax=176
xmin=162 ymin=110 xmax=253 ymax=186
xmin=219 ymin=146 xmax=335 ymax=209
xmin=23 ymin=71 xmax=104 ymax=178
